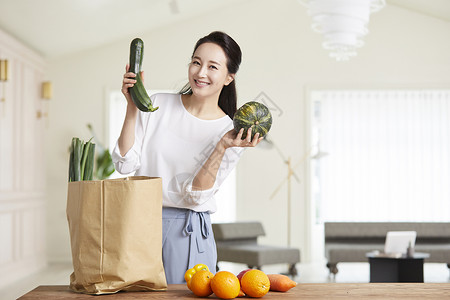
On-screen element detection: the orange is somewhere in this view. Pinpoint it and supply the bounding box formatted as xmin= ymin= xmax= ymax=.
xmin=241 ymin=269 xmax=270 ymax=298
xmin=190 ymin=270 xmax=214 ymax=297
xmin=185 ymin=263 xmax=210 ymax=291
xmin=210 ymin=271 xmax=240 ymax=299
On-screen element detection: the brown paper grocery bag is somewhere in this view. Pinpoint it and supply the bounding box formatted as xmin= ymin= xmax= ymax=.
xmin=66 ymin=176 xmax=167 ymax=294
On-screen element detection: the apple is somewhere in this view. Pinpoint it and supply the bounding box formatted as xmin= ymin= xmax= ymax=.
xmin=237 ymin=269 xmax=252 ymax=283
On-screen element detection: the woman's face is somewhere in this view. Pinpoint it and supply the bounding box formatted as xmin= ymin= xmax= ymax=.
xmin=188 ymin=42 xmax=234 ymax=99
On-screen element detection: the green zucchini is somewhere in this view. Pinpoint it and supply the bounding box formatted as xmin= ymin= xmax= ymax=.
xmin=129 ymin=38 xmax=158 ymax=112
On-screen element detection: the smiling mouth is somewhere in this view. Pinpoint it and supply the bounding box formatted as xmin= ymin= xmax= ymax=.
xmin=194 ymin=79 xmax=210 ymax=87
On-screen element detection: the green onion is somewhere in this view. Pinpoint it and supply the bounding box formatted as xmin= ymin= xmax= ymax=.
xmin=68 ymin=137 xmax=95 ymax=182
xmin=83 ymin=143 xmax=95 ymax=181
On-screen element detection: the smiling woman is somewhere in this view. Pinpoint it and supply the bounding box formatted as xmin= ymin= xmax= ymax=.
xmin=107 ymin=89 xmax=237 ymax=223
xmin=179 ymin=31 xmax=242 ymax=120
xmin=186 ymin=43 xmax=234 ymax=113
xmin=182 ymin=42 xmax=234 ymax=120
xmin=111 ymin=31 xmax=263 ymax=285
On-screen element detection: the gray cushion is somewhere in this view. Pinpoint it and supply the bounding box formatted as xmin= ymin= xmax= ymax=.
xmin=213 ymin=222 xmax=265 ymax=241
xmin=325 ymin=222 xmax=450 ymax=239
xmin=326 ymin=243 xmax=450 ymax=264
xmin=326 ymin=243 xmax=385 ymax=263
xmin=218 ymin=244 xmax=300 ymax=266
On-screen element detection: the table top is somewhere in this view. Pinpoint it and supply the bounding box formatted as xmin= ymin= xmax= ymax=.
xmin=366 ymin=251 xmax=430 ymax=259
xmin=18 ymin=283 xmax=450 ymax=299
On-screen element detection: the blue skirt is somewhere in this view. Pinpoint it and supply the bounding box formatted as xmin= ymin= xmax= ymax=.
xmin=162 ymin=207 xmax=217 ymax=284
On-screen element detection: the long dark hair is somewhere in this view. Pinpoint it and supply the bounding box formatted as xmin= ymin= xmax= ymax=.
xmin=179 ymin=31 xmax=242 ymax=119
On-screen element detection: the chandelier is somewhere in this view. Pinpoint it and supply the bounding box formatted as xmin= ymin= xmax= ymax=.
xmin=300 ymin=0 xmax=386 ymax=61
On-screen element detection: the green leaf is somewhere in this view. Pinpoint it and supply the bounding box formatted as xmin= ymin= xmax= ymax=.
xmin=95 ymin=149 xmax=115 ymax=180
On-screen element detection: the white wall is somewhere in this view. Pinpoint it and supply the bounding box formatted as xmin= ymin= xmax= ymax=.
xmin=44 ymin=0 xmax=450 ymax=263
xmin=0 ymin=29 xmax=47 ymax=288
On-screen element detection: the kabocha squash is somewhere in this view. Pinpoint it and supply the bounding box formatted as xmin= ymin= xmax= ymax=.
xmin=128 ymin=38 xmax=158 ymax=112
xmin=233 ymin=101 xmax=272 ymax=140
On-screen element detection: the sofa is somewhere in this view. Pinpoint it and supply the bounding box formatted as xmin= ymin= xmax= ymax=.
xmin=324 ymin=222 xmax=450 ymax=275
xmin=212 ymin=222 xmax=300 ymax=276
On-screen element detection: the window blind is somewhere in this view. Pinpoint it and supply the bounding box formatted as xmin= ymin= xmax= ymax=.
xmin=312 ymin=90 xmax=450 ymax=222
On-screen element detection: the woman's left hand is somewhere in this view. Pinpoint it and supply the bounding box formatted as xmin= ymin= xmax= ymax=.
xmin=219 ymin=127 xmax=264 ymax=150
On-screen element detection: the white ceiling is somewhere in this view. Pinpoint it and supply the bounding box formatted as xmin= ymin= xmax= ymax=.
xmin=0 ymin=0 xmax=449 ymax=59
xmin=389 ymin=0 xmax=450 ymax=22
xmin=0 ymin=0 xmax=244 ymax=58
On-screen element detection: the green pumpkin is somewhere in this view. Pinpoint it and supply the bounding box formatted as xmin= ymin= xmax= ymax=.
xmin=233 ymin=101 xmax=272 ymax=140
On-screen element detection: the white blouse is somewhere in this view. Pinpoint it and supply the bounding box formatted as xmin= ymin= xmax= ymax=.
xmin=112 ymin=93 xmax=243 ymax=213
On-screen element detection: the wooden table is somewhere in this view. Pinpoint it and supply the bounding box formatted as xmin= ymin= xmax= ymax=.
xmin=18 ymin=283 xmax=450 ymax=299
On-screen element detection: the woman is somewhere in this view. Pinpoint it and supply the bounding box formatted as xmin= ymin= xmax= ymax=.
xmin=112 ymin=31 xmax=262 ymax=284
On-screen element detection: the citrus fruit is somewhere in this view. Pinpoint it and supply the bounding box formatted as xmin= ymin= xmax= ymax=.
xmin=241 ymin=269 xmax=270 ymax=298
xmin=190 ymin=270 xmax=214 ymax=297
xmin=210 ymin=271 xmax=240 ymax=299
xmin=237 ymin=269 xmax=252 ymax=283
xmin=184 ymin=263 xmax=210 ymax=291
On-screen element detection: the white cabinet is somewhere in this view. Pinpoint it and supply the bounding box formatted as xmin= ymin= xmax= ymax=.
xmin=0 ymin=28 xmax=47 ymax=288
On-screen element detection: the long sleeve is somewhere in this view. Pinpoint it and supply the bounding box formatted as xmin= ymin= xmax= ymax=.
xmin=182 ymin=146 xmax=245 ymax=207
xmin=111 ymin=110 xmax=148 ymax=175
xmin=110 ymin=92 xmax=243 ymax=213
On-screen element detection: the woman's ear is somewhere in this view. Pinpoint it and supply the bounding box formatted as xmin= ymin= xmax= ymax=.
xmin=224 ymin=74 xmax=235 ymax=86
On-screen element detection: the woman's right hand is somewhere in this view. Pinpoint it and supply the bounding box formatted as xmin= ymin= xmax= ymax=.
xmin=122 ymin=64 xmax=144 ymax=108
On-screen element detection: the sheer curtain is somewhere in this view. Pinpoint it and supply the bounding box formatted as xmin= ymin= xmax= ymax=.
xmin=312 ymin=90 xmax=450 ymax=222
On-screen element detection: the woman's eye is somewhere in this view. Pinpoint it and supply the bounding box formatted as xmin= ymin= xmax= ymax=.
xmin=192 ymin=61 xmax=200 ymax=65
xmin=209 ymin=65 xmax=218 ymax=70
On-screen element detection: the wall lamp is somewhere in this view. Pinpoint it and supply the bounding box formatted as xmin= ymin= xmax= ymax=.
xmin=0 ymin=59 xmax=8 ymax=116
xmin=0 ymin=59 xmax=8 ymax=101
xmin=42 ymin=81 xmax=52 ymax=100
xmin=37 ymin=81 xmax=53 ymax=121
xmin=0 ymin=59 xmax=7 ymax=82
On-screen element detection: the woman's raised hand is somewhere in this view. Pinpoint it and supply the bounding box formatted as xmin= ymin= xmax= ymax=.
xmin=219 ymin=127 xmax=264 ymax=150
xmin=121 ymin=64 xmax=144 ymax=107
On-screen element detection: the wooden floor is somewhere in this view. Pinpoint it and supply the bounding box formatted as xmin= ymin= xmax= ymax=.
xmin=3 ymin=261 xmax=449 ymax=300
